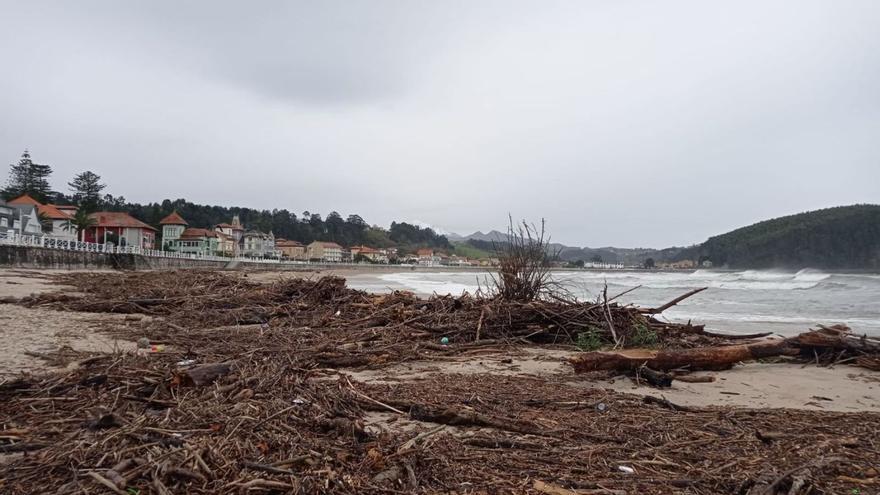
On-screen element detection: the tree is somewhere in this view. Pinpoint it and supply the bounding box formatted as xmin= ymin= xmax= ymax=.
xmin=69 ymin=209 xmax=97 ymax=242
xmin=102 ymin=194 xmax=126 ymax=210
xmin=2 ymin=150 xmax=53 ymax=202
xmin=644 ymin=257 xmax=655 ymax=269
xmin=68 ymin=171 xmax=106 ymax=212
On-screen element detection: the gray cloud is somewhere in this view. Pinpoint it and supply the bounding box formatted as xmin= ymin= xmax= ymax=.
xmin=0 ymin=0 xmax=878 ymax=247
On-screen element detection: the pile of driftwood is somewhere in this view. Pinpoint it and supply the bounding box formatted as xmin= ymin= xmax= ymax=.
xmin=17 ymin=271 xmax=731 ymax=355
xmin=1 ymin=270 xmax=879 ymax=494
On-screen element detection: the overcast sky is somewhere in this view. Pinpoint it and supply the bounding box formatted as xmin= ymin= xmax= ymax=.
xmin=1 ymin=1 xmax=878 ymax=247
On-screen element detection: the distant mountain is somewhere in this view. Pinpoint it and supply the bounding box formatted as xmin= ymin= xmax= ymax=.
xmin=451 ymin=229 xmax=682 ymax=266
xmin=454 ymin=230 xmax=508 ymax=242
xmin=691 ymin=204 xmax=880 ymax=270
xmin=449 ymin=204 xmax=880 ymax=269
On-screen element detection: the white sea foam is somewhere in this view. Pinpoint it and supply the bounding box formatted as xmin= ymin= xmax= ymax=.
xmin=378 ymin=272 xmax=480 ymax=295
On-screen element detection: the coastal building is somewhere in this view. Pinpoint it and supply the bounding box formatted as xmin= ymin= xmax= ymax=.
xmin=215 ymin=215 xmax=245 ymax=254
xmin=417 ymin=248 xmax=441 ymax=266
xmin=350 ymin=245 xmax=388 ymax=263
xmin=159 ymin=211 xmax=188 ymax=249
xmin=276 ymin=239 xmax=306 ymax=259
xmin=0 ymin=200 xmax=39 ymax=236
xmin=159 ymin=211 xmax=235 ymax=256
xmin=215 ymin=231 xmax=235 ymax=256
xmin=307 ymin=241 xmax=343 ymax=262
xmin=7 ymin=194 xmax=75 ymax=240
xmin=242 ymin=230 xmax=276 ymax=257
xmin=443 ymin=255 xmax=472 ymax=267
xmin=174 ymin=228 xmax=220 ymax=256
xmin=84 ymin=212 xmax=156 ymax=248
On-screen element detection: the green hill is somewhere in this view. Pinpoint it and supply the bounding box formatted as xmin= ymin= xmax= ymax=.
xmin=694 ymin=204 xmax=880 ymax=270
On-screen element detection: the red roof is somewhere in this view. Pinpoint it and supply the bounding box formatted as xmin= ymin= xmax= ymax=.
xmin=417 ymin=248 xmax=434 ymax=256
xmin=89 ymin=212 xmax=157 ymax=231
xmin=351 ymin=245 xmax=379 ymax=254
xmin=311 ymin=241 xmax=342 ymax=249
xmin=38 ymin=204 xmax=72 ymax=220
xmin=8 ymin=194 xmax=42 ymax=207
xmin=276 ymin=239 xmax=304 ymax=247
xmin=159 ymin=211 xmax=188 ymax=225
xmin=180 ymin=228 xmax=217 ymax=239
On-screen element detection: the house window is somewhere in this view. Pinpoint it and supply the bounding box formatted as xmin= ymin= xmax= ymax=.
xmin=0 ymin=218 xmax=6 ymax=228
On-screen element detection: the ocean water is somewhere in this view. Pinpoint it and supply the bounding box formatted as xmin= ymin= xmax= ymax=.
xmin=346 ymin=269 xmax=880 ymax=337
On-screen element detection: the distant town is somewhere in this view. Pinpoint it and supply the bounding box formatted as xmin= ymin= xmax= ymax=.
xmin=1 ymin=193 xmax=644 ymax=268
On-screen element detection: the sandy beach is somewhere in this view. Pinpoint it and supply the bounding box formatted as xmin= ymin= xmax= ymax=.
xmin=2 ymin=267 xmax=877 ymax=412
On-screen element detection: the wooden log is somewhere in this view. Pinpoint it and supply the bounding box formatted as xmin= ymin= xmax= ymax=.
xmin=791 ymin=324 xmax=879 ymax=353
xmin=635 ymin=366 xmax=673 ymax=387
xmin=570 ymin=339 xmax=797 ymax=372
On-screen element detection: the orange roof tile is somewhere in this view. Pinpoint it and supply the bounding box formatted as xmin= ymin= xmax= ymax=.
xmin=159 ymin=211 xmax=188 ymax=225
xmin=276 ymin=240 xmax=304 ymax=247
xmin=38 ymin=203 xmax=72 ymax=220
xmin=89 ymin=212 xmax=157 ymax=230
xmin=8 ymin=194 xmax=42 ymax=207
xmin=311 ymin=241 xmax=342 ymax=249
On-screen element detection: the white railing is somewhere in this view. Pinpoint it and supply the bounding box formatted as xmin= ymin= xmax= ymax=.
xmin=0 ymin=232 xmax=291 ymax=266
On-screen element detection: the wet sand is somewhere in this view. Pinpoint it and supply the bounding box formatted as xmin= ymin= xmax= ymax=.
xmin=0 ymin=269 xmax=135 ymax=377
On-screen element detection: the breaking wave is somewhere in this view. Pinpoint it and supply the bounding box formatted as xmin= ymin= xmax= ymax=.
xmin=555 ymin=268 xmax=842 ymax=291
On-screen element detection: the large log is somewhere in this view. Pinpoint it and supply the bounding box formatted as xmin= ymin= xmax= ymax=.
xmin=791 ymin=324 xmax=880 ymax=353
xmin=570 ymin=339 xmax=797 ymax=372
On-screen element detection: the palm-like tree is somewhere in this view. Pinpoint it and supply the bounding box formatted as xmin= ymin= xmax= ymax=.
xmin=69 ymin=209 xmax=96 ymax=242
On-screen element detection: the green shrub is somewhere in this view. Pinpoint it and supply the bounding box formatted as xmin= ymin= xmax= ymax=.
xmin=576 ymin=329 xmax=605 ymax=351
xmin=629 ymin=324 xmax=658 ymax=347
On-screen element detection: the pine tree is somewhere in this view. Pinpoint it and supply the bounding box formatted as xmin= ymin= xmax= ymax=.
xmin=2 ymin=150 xmax=53 ymax=202
xmin=2 ymin=151 xmax=32 ymax=200
xmin=68 ymin=171 xmax=106 ymax=213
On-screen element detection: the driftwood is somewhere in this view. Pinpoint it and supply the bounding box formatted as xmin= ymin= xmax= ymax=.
xmin=641 ymin=287 xmax=707 ymax=314
xmin=571 ymin=325 xmax=880 ymax=373
xmin=571 ymin=339 xmax=796 ymax=372
xmin=635 ymin=366 xmax=673 ymax=387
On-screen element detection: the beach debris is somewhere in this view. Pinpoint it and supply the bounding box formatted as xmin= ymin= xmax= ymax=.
xmin=1 ymin=270 xmax=877 ymax=494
